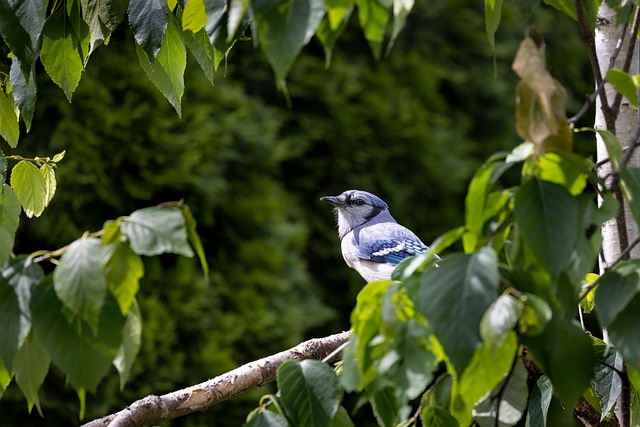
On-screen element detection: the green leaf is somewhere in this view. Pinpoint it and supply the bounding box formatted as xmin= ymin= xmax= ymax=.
xmin=541 ymin=0 xmax=576 ymax=20
xmin=39 ymin=163 xmax=57 ymax=206
xmin=369 ymin=386 xmax=400 ymax=427
xmin=316 ymin=2 xmax=353 ymax=67
xmin=523 ymin=315 xmax=595 ymax=408
xmin=227 ymin=0 xmax=249 ymax=40
xmin=386 ymin=0 xmax=413 ymax=55
xmin=0 ymin=359 xmax=11 ymax=398
xmin=31 ymin=278 xmax=125 ymax=393
xmin=0 ymin=0 xmax=45 ymax=77
xmin=9 ymin=55 xmax=37 ymax=132
xmin=594 ymin=264 xmax=639 ymax=327
xmin=136 ymin=12 xmax=186 ymax=116
xmin=484 ymin=0 xmax=503 ymax=51
xmin=113 ymin=299 xmax=142 ymax=389
xmin=606 ymin=295 xmax=640 ymax=371
xmin=592 ymin=338 xmax=623 ymax=421
xmin=0 ymin=227 xmax=11 ymax=266
xmin=480 ymin=295 xmax=523 ymax=351
xmin=330 ymin=406 xmax=355 ymax=427
xmin=408 ymin=247 xmax=499 ymax=375
xmin=534 ymin=151 xmax=590 ymax=195
xmin=620 ymin=168 xmax=640 ymax=228
xmin=598 ymin=130 xmax=624 ymax=171
xmin=81 ymin=0 xmax=128 ymax=55
xmin=607 ymin=68 xmax=639 ymax=109
xmin=121 ymin=206 xmax=194 ymax=257
xmin=203 ymin=0 xmax=236 ymax=69
xmin=0 ymin=257 xmax=44 ymax=369
xmin=128 ymin=0 xmax=168 ymax=62
xmin=0 ymin=88 xmax=19 ymax=148
xmin=181 ymin=203 xmax=209 ymax=279
xmin=354 ymin=0 xmax=390 ymax=59
xmin=1 ymin=183 xmax=21 ymax=237
xmin=40 ymin=8 xmax=85 ymax=101
xmin=518 ymin=293 xmax=552 ymax=336
xmin=53 ymin=237 xmax=108 ymax=334
xmin=102 ymin=218 xmax=123 ymax=245
xmin=524 ymin=375 xmax=552 ymax=427
xmin=463 ymin=158 xmax=513 ymax=252
xmin=421 ymin=403 xmax=459 ymax=427
xmin=183 ymin=0 xmax=207 ymax=32
xmin=278 ymin=360 xmax=340 ymax=427
xmin=14 ymin=331 xmax=50 ymax=414
xmin=473 ymin=358 xmax=528 ymax=427
xmin=514 ymin=179 xmax=578 ymax=276
xmin=245 ymin=409 xmax=290 ymax=427
xmin=102 ymin=242 xmax=144 ymax=315
xmin=251 ymin=0 xmax=326 ymax=87
xmin=454 ymin=332 xmax=518 ymax=425
xmin=10 ymin=160 xmax=46 ymax=218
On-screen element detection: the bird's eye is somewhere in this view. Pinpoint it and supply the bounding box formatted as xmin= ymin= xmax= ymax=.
xmin=353 ymin=199 xmax=366 ymax=206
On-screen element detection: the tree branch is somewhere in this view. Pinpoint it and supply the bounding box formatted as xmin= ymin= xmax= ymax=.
xmin=82 ymin=331 xmax=351 ymax=427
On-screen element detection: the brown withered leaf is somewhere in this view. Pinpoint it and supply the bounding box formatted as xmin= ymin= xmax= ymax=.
xmin=512 ymin=35 xmax=573 ymax=154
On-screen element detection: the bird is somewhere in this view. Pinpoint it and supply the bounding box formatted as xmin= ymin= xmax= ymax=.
xmin=320 ymin=190 xmax=437 ymax=283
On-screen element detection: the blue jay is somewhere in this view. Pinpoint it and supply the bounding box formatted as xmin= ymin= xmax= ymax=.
xmin=321 ymin=190 xmax=437 ymax=283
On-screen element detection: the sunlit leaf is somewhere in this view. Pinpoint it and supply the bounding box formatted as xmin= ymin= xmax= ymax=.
xmin=40 ymin=163 xmax=57 ymax=206
xmin=40 ymin=8 xmax=85 ymax=101
xmin=102 ymin=242 xmax=144 ymax=315
xmin=182 ymin=0 xmax=207 ymax=32
xmin=607 ymin=68 xmax=639 ymax=109
xmin=0 ymin=360 xmax=11 ymax=398
xmin=0 ymin=88 xmax=19 ymax=148
xmin=386 ymin=0 xmax=414 ymax=54
xmin=53 ymin=237 xmax=108 ymax=334
xmin=317 ymin=1 xmax=353 ymax=67
xmin=484 ymin=0 xmax=503 ymax=50
xmin=354 ymin=0 xmax=390 ymax=59
xmin=10 ymin=160 xmax=47 ymax=218
xmin=481 ymin=296 xmax=523 ymax=351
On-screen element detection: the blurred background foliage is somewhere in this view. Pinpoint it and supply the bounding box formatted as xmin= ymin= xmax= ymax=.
xmin=0 ymin=0 xmax=590 ymax=425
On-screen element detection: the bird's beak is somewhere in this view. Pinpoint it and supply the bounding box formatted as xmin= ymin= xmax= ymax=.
xmin=320 ymin=195 xmax=347 ymax=208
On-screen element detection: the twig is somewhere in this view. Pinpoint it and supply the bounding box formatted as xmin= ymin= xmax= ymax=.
xmin=579 ymin=236 xmax=640 ymax=303
xmin=81 ymin=331 xmax=351 ymax=427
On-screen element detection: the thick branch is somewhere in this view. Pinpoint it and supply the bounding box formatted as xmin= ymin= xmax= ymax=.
xmin=82 ymin=331 xmax=351 ymax=427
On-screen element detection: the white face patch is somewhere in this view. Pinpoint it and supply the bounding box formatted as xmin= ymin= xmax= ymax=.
xmin=336 ymin=203 xmax=375 ymax=238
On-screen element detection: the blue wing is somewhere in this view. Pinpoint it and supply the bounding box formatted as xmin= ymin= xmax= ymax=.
xmin=365 ymin=238 xmax=429 ymax=264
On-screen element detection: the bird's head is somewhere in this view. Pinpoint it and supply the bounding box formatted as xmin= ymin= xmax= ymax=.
xmin=321 ymin=190 xmax=390 ymax=238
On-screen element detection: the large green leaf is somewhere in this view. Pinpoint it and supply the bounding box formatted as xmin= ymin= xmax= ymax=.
xmin=81 ymin=0 xmax=128 ymax=55
xmin=251 ymin=0 xmax=325 ymax=87
xmin=0 ymin=0 xmax=45 ymax=77
xmin=0 ymin=257 xmax=44 ymax=369
xmin=182 ymin=0 xmax=207 ymax=32
xmin=136 ymin=12 xmax=186 ymax=116
xmin=10 ymin=160 xmax=46 ymax=218
xmin=316 ymin=3 xmax=353 ymax=67
xmin=409 ymin=247 xmax=499 ymax=375
xmin=121 ymin=206 xmax=194 ymax=257
xmin=278 ymin=360 xmax=340 ymax=427
xmin=592 ymin=338 xmax=623 ymax=421
xmin=453 ymin=332 xmax=518 ymax=425
xmin=523 ymin=315 xmax=595 ymax=408
xmin=480 ymin=295 xmax=523 ymax=351
xmin=128 ymin=0 xmax=168 ymax=62
xmin=606 ymin=69 xmax=639 ymax=109
xmin=13 ymin=331 xmax=50 ymax=414
xmin=31 ymin=278 xmax=125 ymax=393
xmin=40 ymin=8 xmax=85 ymax=101
xmin=113 ymin=300 xmax=142 ymax=389
xmin=524 ymin=375 xmax=553 ymax=427
xmin=53 ymin=237 xmax=108 ymax=334
xmin=0 ymin=88 xmax=19 ymax=148
xmin=0 ymin=360 xmax=11 ymax=398
xmin=514 ymin=179 xmax=578 ymax=276
xmin=102 ymin=242 xmax=144 ymax=315
xmin=369 ymin=386 xmax=400 ymax=427
xmin=604 ymin=294 xmax=640 ymax=371
xmin=1 ymin=183 xmax=21 ymax=237
xmin=473 ymin=358 xmax=528 ymax=427
xmin=9 ymin=55 xmax=37 ymax=132
xmin=533 ymin=151 xmax=590 ymax=196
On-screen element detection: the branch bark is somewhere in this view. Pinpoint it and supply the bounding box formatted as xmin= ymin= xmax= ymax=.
xmin=82 ymin=331 xmax=351 ymax=427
